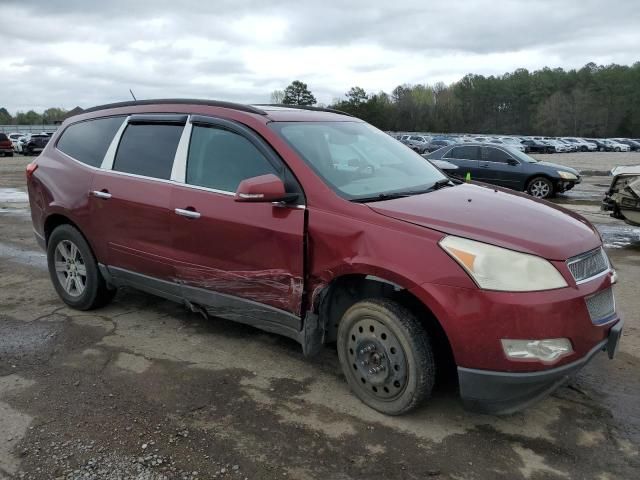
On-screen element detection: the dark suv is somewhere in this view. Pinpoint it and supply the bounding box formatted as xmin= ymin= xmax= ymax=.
xmin=428 ymin=143 xmax=581 ymax=198
xmin=27 ymin=100 xmax=622 ymax=415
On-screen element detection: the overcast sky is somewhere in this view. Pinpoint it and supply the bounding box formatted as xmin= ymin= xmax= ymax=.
xmin=1 ymin=0 xmax=638 ymax=113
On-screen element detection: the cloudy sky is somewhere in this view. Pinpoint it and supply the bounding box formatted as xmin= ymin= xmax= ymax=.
xmin=1 ymin=0 xmax=638 ymax=113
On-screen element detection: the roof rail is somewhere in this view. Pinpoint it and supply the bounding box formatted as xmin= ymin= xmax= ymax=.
xmin=81 ymin=99 xmax=268 ymax=115
xmin=256 ymin=104 xmax=354 ymax=117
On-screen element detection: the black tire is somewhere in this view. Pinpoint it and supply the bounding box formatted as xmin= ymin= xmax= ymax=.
xmin=337 ymin=298 xmax=435 ymax=415
xmin=527 ymin=176 xmax=554 ymax=199
xmin=47 ymin=224 xmax=116 ymax=310
xmin=614 ymin=147 xmax=621 ymax=152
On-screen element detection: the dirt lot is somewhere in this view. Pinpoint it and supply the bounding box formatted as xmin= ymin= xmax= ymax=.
xmin=1 ymin=153 xmax=639 ymax=480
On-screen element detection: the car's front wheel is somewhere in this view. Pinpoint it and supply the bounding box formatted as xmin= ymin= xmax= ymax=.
xmin=337 ymin=298 xmax=435 ymax=415
xmin=527 ymin=176 xmax=554 ymax=199
xmin=47 ymin=224 xmax=116 ymax=310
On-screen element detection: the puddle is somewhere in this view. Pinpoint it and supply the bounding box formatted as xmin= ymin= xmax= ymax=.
xmin=0 ymin=207 xmax=30 ymax=217
xmin=0 ymin=242 xmax=46 ymax=269
xmin=0 ymin=188 xmax=28 ymax=203
xmin=596 ymin=224 xmax=640 ymax=249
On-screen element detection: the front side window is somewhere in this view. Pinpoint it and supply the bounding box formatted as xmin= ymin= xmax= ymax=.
xmin=113 ymin=123 xmax=183 ymax=179
xmin=186 ymin=125 xmax=278 ymax=192
xmin=56 ymin=116 xmax=125 ymax=167
xmin=483 ymin=147 xmax=512 ymax=163
xmin=270 ymin=121 xmax=446 ymax=200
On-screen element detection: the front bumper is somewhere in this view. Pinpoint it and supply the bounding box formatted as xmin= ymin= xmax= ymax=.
xmin=458 ymin=317 xmax=623 ymax=414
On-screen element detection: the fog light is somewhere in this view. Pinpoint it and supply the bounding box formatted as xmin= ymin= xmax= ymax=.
xmin=501 ymin=338 xmax=573 ymax=363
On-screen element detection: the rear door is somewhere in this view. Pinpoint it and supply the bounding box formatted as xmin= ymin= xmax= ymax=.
xmin=443 ymin=145 xmax=481 ymax=180
xmin=170 ymin=116 xmax=306 ymax=328
xmin=89 ymin=115 xmax=186 ymax=281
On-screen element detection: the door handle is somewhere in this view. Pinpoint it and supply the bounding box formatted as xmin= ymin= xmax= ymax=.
xmin=175 ymin=208 xmax=201 ymax=219
xmin=91 ymin=190 xmax=112 ymax=199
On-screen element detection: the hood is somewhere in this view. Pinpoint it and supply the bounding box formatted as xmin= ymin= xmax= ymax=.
xmin=611 ymin=165 xmax=640 ymax=176
xmin=536 ymin=161 xmax=580 ymax=176
xmin=368 ymin=183 xmax=601 ymax=260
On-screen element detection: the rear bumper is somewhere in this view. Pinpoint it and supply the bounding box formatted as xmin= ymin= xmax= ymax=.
xmin=458 ymin=317 xmax=623 ymax=414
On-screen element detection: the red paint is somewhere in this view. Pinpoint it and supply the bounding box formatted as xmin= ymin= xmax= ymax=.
xmin=28 ymin=102 xmax=619 ymax=375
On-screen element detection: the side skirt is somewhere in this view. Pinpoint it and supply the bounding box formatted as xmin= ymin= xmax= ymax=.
xmin=100 ymin=264 xmax=307 ymax=345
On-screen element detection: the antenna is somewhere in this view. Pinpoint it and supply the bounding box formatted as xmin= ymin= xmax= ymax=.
xmin=129 ymin=89 xmax=137 ymax=102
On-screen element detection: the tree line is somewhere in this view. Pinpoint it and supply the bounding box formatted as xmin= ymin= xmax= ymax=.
xmin=275 ymin=63 xmax=640 ymax=137
xmin=0 ymin=107 xmax=68 ymax=125
xmin=3 ymin=62 xmax=639 ymax=137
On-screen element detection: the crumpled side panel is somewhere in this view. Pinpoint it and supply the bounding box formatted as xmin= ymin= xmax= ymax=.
xmin=176 ymin=263 xmax=303 ymax=314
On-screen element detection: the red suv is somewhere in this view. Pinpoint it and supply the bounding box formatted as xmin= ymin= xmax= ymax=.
xmin=27 ymin=100 xmax=623 ymax=415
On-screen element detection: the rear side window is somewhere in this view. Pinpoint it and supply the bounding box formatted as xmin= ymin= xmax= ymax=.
xmin=113 ymin=124 xmax=183 ymax=180
xmin=446 ymin=146 xmax=479 ymax=160
xmin=57 ymin=116 xmax=125 ymax=167
xmin=186 ymin=126 xmax=278 ymax=192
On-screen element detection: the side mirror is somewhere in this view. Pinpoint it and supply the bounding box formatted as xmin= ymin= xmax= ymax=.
xmin=235 ymin=174 xmax=297 ymax=203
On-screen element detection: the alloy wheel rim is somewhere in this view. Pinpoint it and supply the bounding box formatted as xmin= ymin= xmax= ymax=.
xmin=346 ymin=317 xmax=408 ymax=400
xmin=530 ymin=180 xmax=550 ymax=198
xmin=54 ymin=240 xmax=87 ymax=297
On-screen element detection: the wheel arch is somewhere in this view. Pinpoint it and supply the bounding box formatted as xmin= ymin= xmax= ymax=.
xmin=43 ymin=213 xmax=101 ymax=264
xmin=313 ymin=273 xmax=457 ymax=375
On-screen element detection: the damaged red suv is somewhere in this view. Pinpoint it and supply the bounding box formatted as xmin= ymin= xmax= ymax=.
xmin=27 ymin=100 xmax=623 ymax=415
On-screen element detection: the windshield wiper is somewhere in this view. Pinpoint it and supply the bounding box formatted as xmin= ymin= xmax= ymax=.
xmin=430 ymin=178 xmax=454 ymax=190
xmin=351 ymin=192 xmax=412 ymax=203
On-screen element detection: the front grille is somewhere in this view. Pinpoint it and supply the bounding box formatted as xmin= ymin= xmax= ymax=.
xmin=585 ymin=288 xmax=615 ymax=324
xmin=567 ymin=248 xmax=609 ymax=283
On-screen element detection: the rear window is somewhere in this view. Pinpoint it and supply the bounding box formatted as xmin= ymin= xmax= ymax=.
xmin=113 ymin=123 xmax=183 ymax=180
xmin=57 ymin=116 xmax=125 ymax=167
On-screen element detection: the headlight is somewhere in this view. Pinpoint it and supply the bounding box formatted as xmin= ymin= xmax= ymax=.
xmin=439 ymin=236 xmax=568 ymax=291
xmin=558 ymin=171 xmax=577 ymax=180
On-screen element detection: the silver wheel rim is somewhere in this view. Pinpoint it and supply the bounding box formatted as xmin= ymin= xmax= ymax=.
xmin=54 ymin=240 xmax=87 ymax=297
xmin=530 ymin=180 xmax=550 ymax=198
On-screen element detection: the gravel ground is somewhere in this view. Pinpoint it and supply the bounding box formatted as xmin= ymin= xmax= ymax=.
xmin=0 ymin=153 xmax=639 ymax=480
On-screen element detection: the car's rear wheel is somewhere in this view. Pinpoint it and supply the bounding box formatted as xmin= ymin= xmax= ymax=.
xmin=527 ymin=176 xmax=554 ymax=199
xmin=47 ymin=224 xmax=116 ymax=310
xmin=337 ymin=298 xmax=435 ymax=415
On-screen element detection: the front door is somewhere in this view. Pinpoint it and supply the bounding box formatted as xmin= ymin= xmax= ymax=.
xmin=170 ymin=118 xmax=305 ymax=329
xmin=479 ymin=147 xmax=526 ymax=189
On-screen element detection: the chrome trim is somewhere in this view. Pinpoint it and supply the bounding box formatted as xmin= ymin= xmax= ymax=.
xmin=174 ymin=208 xmax=201 ymax=219
xmin=102 ymin=169 xmax=176 ymax=185
xmin=575 ymin=268 xmax=611 ymax=285
xmin=55 ymin=149 xmax=103 ymax=172
xmin=566 ymin=247 xmax=610 ymax=285
xmin=100 ymin=116 xmax=130 ymax=170
xmin=91 ymin=190 xmax=112 ymax=199
xmin=174 ymin=182 xmax=235 ymax=196
xmin=170 ymin=117 xmax=192 ymax=183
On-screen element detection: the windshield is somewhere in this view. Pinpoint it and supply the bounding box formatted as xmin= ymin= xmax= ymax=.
xmin=270 ymin=121 xmax=447 ymax=200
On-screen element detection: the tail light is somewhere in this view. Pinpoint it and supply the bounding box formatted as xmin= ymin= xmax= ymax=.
xmin=26 ymin=162 xmax=38 ymax=180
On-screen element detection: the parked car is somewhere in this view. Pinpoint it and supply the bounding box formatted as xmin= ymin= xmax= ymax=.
xmin=8 ymin=133 xmax=24 ymax=151
xmin=425 ymin=138 xmax=456 ymax=153
xmin=601 ymin=165 xmax=640 ymax=226
xmin=0 ymin=133 xmax=13 ymax=157
xmin=586 ymin=139 xmax=613 ymax=152
xmin=27 ymin=99 xmax=622 ymax=416
xmin=489 ymin=138 xmax=525 ymax=152
xmin=612 ymin=139 xmax=640 ymax=151
xmin=520 ymin=138 xmax=553 ymax=154
xmin=21 ymin=133 xmax=50 ymax=156
xmin=561 ymin=138 xmax=597 ymax=152
xmin=404 ymin=135 xmax=431 ymax=154
xmin=427 ymin=143 xmax=580 ymax=198
xmin=604 ymin=139 xmax=630 ymax=152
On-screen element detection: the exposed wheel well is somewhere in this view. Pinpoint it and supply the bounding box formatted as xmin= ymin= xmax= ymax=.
xmin=44 ymin=214 xmax=83 ymax=245
xmin=316 ymin=274 xmax=457 ymax=382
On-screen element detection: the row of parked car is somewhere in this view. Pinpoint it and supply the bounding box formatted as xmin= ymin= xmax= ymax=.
xmin=393 ymin=133 xmax=640 ymax=155
xmin=0 ymin=132 xmax=53 ymax=157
